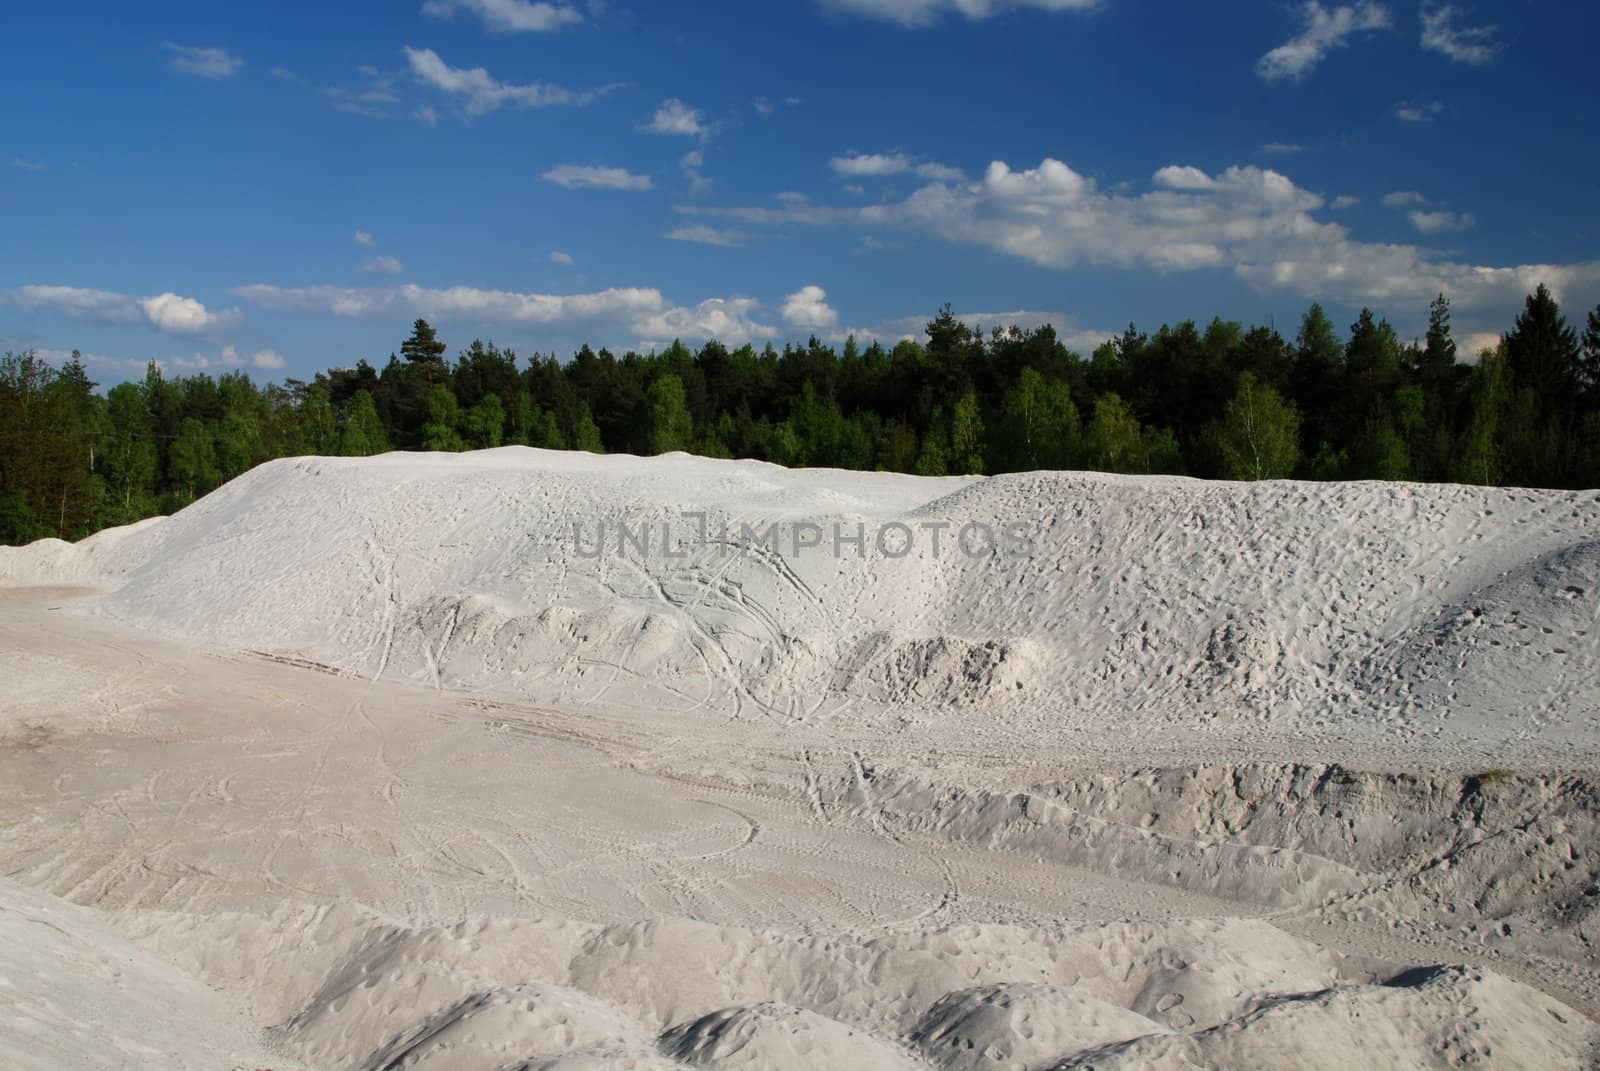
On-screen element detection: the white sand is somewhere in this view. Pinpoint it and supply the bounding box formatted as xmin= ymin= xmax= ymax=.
xmin=1 ymin=447 xmax=1597 ymax=1068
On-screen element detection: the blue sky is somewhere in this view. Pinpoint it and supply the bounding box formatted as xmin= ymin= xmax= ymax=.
xmin=3 ymin=0 xmax=1597 ymax=383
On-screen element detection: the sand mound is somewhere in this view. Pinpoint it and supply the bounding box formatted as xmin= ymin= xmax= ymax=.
xmin=1051 ymin=966 xmax=1600 ymax=1070
xmin=660 ymin=1002 xmax=924 ymax=1069
xmin=3 ymin=450 xmax=1592 ymax=743
xmin=375 ymin=982 xmax=648 ymax=1071
xmin=910 ymin=983 xmax=1163 ymax=1070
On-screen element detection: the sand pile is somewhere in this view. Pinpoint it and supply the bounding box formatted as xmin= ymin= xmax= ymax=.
xmin=2 ymin=449 xmax=1594 ymax=745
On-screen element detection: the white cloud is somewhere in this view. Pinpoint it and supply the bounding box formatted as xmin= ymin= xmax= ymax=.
xmin=541 ymin=164 xmax=652 ymax=190
xmin=831 ymin=151 xmax=963 ymax=182
xmin=1394 ymin=99 xmax=1444 ymax=122
xmin=231 ymin=283 xmax=663 ymax=326
xmin=249 ymin=348 xmax=285 ymax=370
xmin=833 ymin=151 xmax=913 ymax=176
xmin=1420 ymin=4 xmax=1501 ymax=65
xmin=1380 ymin=190 xmax=1427 ymax=208
xmin=782 ymin=285 xmax=839 ymax=330
xmin=322 ymin=72 xmax=402 ymax=118
xmin=3 ymin=285 xmax=240 ymax=335
xmin=642 ymin=99 xmax=708 ymax=137
xmin=548 ymin=250 xmax=576 ymax=266
xmin=634 ymin=297 xmax=772 ymax=348
xmin=1330 ymin=195 xmax=1359 ymax=210
xmin=820 ymin=0 xmax=1099 ymax=27
xmin=140 ymin=292 xmax=240 ymax=334
xmin=682 ymin=157 xmax=1600 ymax=326
xmin=164 ymin=42 xmax=244 ymax=79
xmin=1408 ymin=209 xmax=1475 ymax=234
xmin=415 ymin=105 xmax=440 ymax=126
xmin=354 ymin=231 xmax=376 ymax=247
xmin=231 ymin=281 xmax=788 ymax=349
xmin=11 ymin=158 xmax=47 ymax=173
xmin=404 ymin=46 xmax=608 ymax=115
xmin=361 ymin=255 xmax=405 ymax=274
xmin=664 ymin=224 xmax=745 ymax=247
xmin=1260 ymin=142 xmax=1304 ymax=155
xmin=1257 ymin=2 xmax=1391 ymax=83
xmin=679 ymin=149 xmax=712 ymax=194
xmin=230 ymin=284 xmax=399 ymax=318
xmin=419 ymin=0 xmax=582 ymax=32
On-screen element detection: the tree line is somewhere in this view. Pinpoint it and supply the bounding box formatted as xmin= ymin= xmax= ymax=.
xmin=3 ymin=284 xmax=1598 ymax=546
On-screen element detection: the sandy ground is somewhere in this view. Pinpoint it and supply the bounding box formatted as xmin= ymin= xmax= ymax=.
xmin=2 ymin=450 xmax=1598 ymax=1068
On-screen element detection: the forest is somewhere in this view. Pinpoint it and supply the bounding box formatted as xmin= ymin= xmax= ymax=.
xmin=2 ymin=284 xmax=1598 ymax=546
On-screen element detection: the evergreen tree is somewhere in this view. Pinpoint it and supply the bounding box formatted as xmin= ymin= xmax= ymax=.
xmin=1504 ymin=284 xmax=1580 ymax=406
xmin=401 ymin=319 xmax=448 ymax=375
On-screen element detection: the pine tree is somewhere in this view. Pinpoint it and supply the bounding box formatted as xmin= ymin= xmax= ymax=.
xmin=401 ymin=319 xmax=447 ymax=383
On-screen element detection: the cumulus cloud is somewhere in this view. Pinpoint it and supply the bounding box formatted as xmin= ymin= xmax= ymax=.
xmin=680 ymin=157 xmax=1600 ymax=325
xmin=1420 ymin=4 xmax=1501 ymax=65
xmin=12 ymin=158 xmax=47 ymax=173
xmin=141 ymin=292 xmax=239 ymax=334
xmin=1256 ymin=2 xmax=1391 ymax=83
xmin=420 ymin=0 xmax=582 ymax=32
xmin=781 ymin=286 xmax=839 ymax=330
xmin=633 ymin=297 xmax=772 ymax=348
xmin=820 ymin=0 xmax=1098 ymax=28
xmin=548 ymin=250 xmax=576 ymax=266
xmin=3 ymin=285 xmax=240 ymax=335
xmin=354 ymin=231 xmax=376 ymax=246
xmin=1380 ymin=190 xmax=1428 ymax=208
xmin=248 ymin=348 xmax=285 ymax=370
xmin=405 ymin=46 xmax=610 ymax=115
xmin=1260 ymin=142 xmax=1305 ymax=155
xmin=360 ymin=255 xmax=405 ymax=274
xmin=663 ymin=224 xmax=745 ymax=247
xmin=164 ymin=42 xmax=244 ymax=79
xmin=641 ymin=99 xmax=708 ymax=138
xmin=541 ymin=164 xmax=652 ymax=190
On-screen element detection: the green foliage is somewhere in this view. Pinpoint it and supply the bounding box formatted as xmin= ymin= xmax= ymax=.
xmin=1085 ymin=393 xmax=1144 ymax=473
xmin=339 ymin=391 xmax=390 ymax=457
xmin=1209 ymin=373 xmax=1301 ymax=481
xmin=462 ymin=394 xmax=506 ymax=449
xmin=646 ymin=374 xmax=693 ymax=455
xmin=421 ymin=386 xmax=465 ymax=452
xmin=6 ymin=285 xmax=1600 ymax=547
xmin=401 ymin=318 xmax=447 ymax=368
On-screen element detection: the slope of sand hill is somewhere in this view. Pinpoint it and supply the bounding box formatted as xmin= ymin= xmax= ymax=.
xmin=1 ymin=448 xmax=1598 ymax=1069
